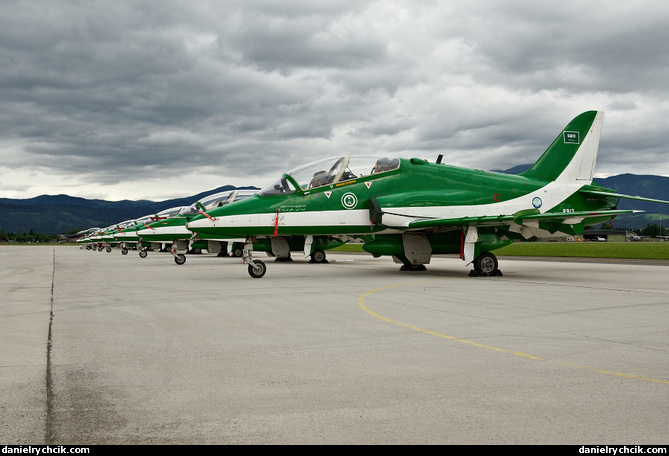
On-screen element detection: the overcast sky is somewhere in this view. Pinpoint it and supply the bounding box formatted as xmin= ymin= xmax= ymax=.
xmin=2 ymin=0 xmax=668 ymax=201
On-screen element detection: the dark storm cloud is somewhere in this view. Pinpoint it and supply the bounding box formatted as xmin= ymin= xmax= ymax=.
xmin=1 ymin=0 xmax=668 ymax=200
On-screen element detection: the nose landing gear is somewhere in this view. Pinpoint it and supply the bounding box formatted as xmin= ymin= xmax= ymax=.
xmin=243 ymin=239 xmax=266 ymax=278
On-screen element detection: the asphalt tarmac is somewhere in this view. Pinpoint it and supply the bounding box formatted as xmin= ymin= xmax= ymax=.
xmin=1 ymin=245 xmax=668 ymax=445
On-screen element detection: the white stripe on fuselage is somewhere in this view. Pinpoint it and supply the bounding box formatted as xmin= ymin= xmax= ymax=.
xmin=192 ymin=209 xmax=373 ymax=232
xmin=188 ymin=181 xmax=583 ymax=234
xmin=136 ymin=225 xmax=191 ymax=237
xmin=382 ymin=180 xmax=583 ymax=226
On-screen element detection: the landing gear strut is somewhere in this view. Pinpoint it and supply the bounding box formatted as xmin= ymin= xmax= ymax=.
xmin=248 ymin=260 xmax=267 ymax=278
xmin=243 ymin=239 xmax=266 ymax=278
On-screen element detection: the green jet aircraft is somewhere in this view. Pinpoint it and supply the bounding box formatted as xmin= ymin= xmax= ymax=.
xmin=186 ymin=111 xmax=669 ymax=278
xmin=134 ymin=188 xmax=345 ymax=265
xmin=80 ymin=219 xmax=136 ymax=252
xmin=113 ymin=212 xmax=168 ymax=255
xmin=136 ymin=189 xmax=256 ymax=264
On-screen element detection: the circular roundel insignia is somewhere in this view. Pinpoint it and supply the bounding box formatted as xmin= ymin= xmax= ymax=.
xmin=532 ymin=197 xmax=542 ymax=209
xmin=341 ymin=192 xmax=358 ymax=210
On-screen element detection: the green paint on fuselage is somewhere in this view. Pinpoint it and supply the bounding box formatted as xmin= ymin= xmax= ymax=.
xmin=191 ymin=157 xmax=550 ymax=238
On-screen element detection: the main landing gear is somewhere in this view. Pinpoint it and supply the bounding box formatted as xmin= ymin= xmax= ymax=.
xmin=309 ymin=249 xmax=328 ymax=264
xmin=469 ymin=252 xmax=502 ymax=277
xmin=397 ymin=251 xmax=502 ymax=276
xmin=399 ymin=264 xmax=427 ymax=271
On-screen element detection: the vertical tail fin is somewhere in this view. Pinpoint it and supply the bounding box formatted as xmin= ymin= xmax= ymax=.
xmin=520 ymin=111 xmax=603 ymax=183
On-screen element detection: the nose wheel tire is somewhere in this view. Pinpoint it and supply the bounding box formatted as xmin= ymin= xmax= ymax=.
xmin=174 ymin=254 xmax=186 ymax=265
xmin=248 ymin=260 xmax=267 ymax=278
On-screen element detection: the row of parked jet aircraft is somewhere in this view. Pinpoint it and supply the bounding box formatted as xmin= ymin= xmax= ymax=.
xmin=75 ymin=111 xmax=669 ymax=278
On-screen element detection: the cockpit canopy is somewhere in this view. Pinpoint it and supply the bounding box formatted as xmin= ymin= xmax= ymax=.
xmin=259 ymin=156 xmax=400 ymax=196
xmin=115 ymin=219 xmax=138 ymax=230
xmin=152 ymin=206 xmax=187 ymax=220
xmin=181 ymin=189 xmax=258 ymax=216
xmin=135 ymin=215 xmax=153 ymax=225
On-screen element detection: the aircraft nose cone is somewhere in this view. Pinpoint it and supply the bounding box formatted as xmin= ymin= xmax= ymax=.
xmin=185 ymin=218 xmax=210 ymax=231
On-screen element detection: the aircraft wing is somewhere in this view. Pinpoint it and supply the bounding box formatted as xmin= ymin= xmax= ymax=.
xmin=407 ymin=209 xmax=640 ymax=230
xmin=408 ymin=215 xmax=514 ymax=229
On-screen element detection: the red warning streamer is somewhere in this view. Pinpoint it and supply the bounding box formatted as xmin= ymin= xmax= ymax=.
xmin=273 ymin=209 xmax=280 ymax=237
xmin=198 ymin=211 xmax=216 ymax=221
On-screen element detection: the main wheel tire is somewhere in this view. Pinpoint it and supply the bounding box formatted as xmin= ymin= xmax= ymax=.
xmin=311 ymin=249 xmax=326 ymax=263
xmin=474 ymin=252 xmax=498 ymax=276
xmin=139 ymin=250 xmax=148 ymax=258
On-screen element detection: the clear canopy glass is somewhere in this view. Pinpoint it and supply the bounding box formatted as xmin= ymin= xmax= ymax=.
xmin=154 ymin=206 xmax=187 ymax=219
xmin=181 ymin=189 xmax=258 ymax=215
xmin=259 ymin=156 xmax=400 ymax=196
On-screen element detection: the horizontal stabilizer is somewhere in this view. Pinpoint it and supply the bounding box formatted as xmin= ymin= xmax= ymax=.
xmin=514 ymin=209 xmax=641 ymax=222
xmin=579 ymin=189 xmax=669 ymax=205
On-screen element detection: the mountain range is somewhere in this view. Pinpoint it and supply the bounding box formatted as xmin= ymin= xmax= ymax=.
xmin=0 ymin=185 xmax=259 ymax=235
xmin=0 ymin=171 xmax=667 ymax=235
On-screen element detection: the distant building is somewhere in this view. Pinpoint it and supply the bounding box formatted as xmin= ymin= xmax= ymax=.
xmin=577 ymin=230 xmax=627 ymax=242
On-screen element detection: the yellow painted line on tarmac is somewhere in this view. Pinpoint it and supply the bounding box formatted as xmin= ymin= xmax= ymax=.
xmin=358 ymin=281 xmax=543 ymax=360
xmin=358 ymin=280 xmax=669 ymax=385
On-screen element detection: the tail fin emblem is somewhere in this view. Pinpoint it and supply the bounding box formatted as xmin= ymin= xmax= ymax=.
xmin=563 ymin=131 xmax=580 ymax=144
